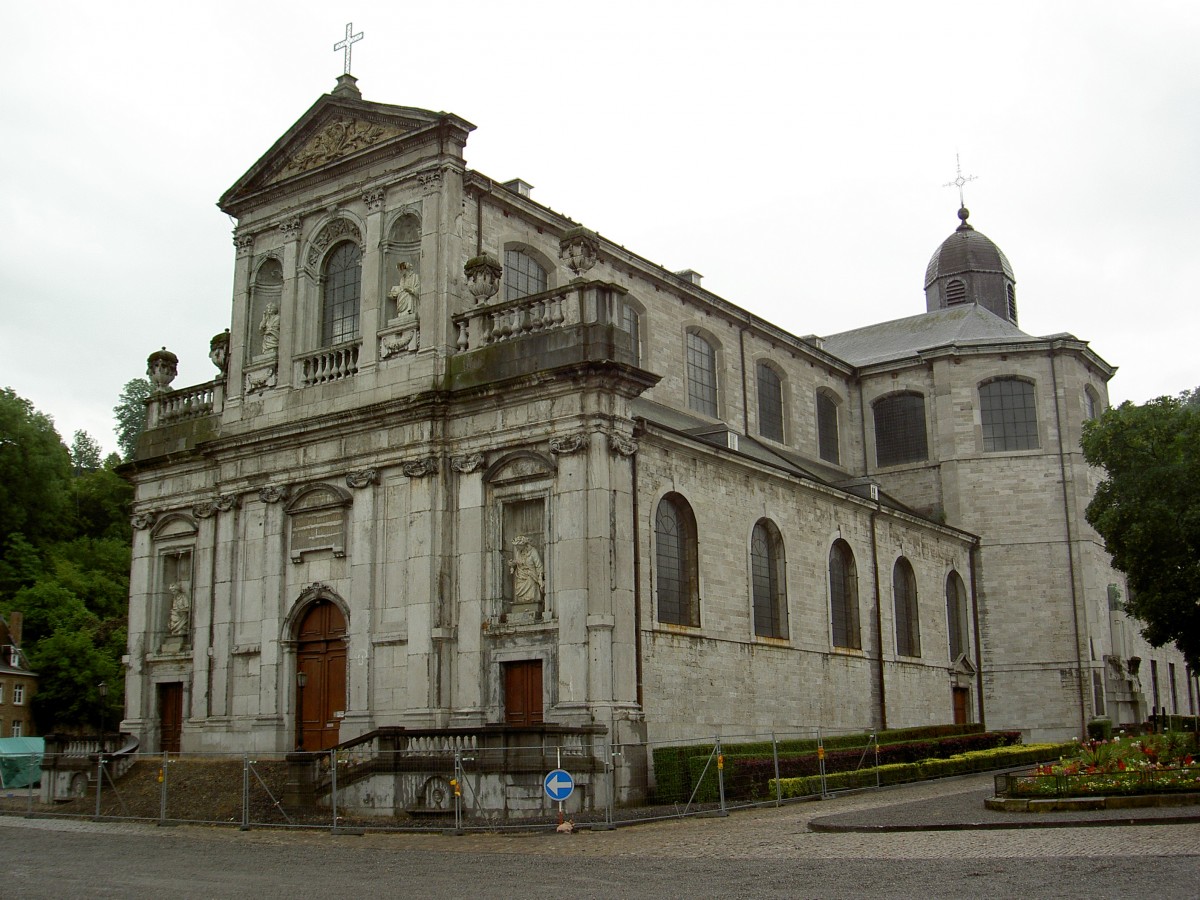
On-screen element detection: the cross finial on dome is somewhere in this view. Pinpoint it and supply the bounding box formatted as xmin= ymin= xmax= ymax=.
xmin=943 ymin=153 xmax=978 ymax=208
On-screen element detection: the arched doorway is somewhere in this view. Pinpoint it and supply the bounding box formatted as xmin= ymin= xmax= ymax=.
xmin=296 ymin=600 xmax=347 ymax=751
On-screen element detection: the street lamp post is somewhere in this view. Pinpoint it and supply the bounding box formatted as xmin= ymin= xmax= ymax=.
xmin=296 ymin=671 xmax=307 ymax=751
xmin=98 ymin=681 xmax=108 ymax=750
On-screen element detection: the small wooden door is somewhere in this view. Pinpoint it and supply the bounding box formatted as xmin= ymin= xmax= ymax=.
xmin=504 ymin=660 xmax=544 ymax=726
xmin=159 ymin=682 xmax=183 ymax=753
xmin=296 ymin=601 xmax=347 ymax=751
xmin=952 ymin=686 xmax=971 ymax=725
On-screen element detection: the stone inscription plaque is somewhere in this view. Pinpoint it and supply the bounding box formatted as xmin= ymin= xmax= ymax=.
xmin=290 ymin=508 xmax=346 ymax=562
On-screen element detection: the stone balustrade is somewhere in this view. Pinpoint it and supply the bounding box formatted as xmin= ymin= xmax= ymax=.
xmin=453 ymin=280 xmax=629 ymax=352
xmin=147 ymin=380 xmax=223 ymax=428
xmin=297 ymin=342 xmax=361 ymax=387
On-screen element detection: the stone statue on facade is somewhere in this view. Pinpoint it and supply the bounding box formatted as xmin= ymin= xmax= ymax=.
xmin=259 ymin=303 xmax=280 ymax=356
xmin=167 ymin=581 xmax=191 ymax=637
xmin=509 ymin=536 xmax=544 ymax=608
xmin=388 ymin=262 xmax=420 ymax=319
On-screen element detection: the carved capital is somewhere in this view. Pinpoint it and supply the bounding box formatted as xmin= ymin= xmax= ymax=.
xmin=192 ymin=501 xmax=216 ymax=519
xmin=259 ymin=485 xmax=290 ymax=504
xmin=346 ymin=469 xmax=380 ymax=489
xmin=234 ymin=233 xmax=255 ymax=256
xmin=131 ymin=512 xmax=156 ymax=531
xmin=549 ymin=433 xmax=587 ymax=455
xmin=609 ymin=433 xmax=639 ymax=457
xmin=417 ymin=169 xmax=444 ymax=192
xmin=402 ymin=457 xmax=439 ymax=478
xmin=214 ymin=494 xmax=241 ymax=513
xmin=363 ymin=188 xmax=385 ymax=211
xmin=451 ymin=453 xmax=484 ymax=474
xmin=278 ymin=217 xmax=302 ymax=240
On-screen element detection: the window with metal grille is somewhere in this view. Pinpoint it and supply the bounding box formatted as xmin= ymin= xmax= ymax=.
xmin=504 ymin=248 xmax=547 ymax=300
xmin=756 ymin=363 xmax=784 ymax=443
xmin=751 ymin=520 xmax=787 ymax=638
xmin=946 ymin=570 xmax=969 ymax=661
xmin=893 ymin=557 xmax=921 ymax=657
xmin=945 ymin=279 xmax=967 ymax=305
xmin=980 ymin=378 xmax=1039 ymax=451
xmin=686 ymin=332 xmax=718 ymax=417
xmin=817 ymin=391 xmax=840 ymax=465
xmin=873 ymin=392 xmax=928 ymax=467
xmin=321 ymin=242 xmax=362 ymax=346
xmin=829 ymin=540 xmax=860 ymax=649
xmin=655 ymin=493 xmax=699 ymax=626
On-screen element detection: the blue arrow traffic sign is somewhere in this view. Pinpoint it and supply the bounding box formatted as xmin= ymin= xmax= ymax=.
xmin=543 ymin=768 xmax=574 ymax=802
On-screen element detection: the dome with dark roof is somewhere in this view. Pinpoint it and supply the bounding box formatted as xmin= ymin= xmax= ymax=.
xmin=923 ymin=207 xmax=1018 ymax=325
xmin=924 ymin=207 xmax=1014 ymax=287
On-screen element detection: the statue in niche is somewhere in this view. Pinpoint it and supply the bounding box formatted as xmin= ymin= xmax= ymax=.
xmin=388 ymin=262 xmax=420 ymax=319
xmin=508 ymin=535 xmax=544 ymax=608
xmin=167 ymin=581 xmax=191 ymax=637
xmin=259 ymin=303 xmax=280 ymax=356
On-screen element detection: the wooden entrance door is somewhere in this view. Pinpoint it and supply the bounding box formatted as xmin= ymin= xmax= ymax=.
xmin=158 ymin=682 xmax=183 ymax=753
xmin=952 ymin=686 xmax=971 ymax=725
xmin=504 ymin=660 xmax=544 ymax=726
xmin=296 ymin=601 xmax=347 ymax=751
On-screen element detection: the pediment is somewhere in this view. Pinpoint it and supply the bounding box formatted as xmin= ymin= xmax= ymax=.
xmin=951 ymin=653 xmax=976 ymax=676
xmin=220 ymin=87 xmax=474 ymax=215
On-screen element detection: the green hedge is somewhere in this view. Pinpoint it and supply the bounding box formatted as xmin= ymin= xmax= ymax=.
xmin=650 ymin=723 xmax=986 ymax=804
xmin=771 ymin=742 xmax=1078 ymax=799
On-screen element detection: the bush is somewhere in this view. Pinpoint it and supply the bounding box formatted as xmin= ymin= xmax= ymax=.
xmin=1086 ymin=717 xmax=1113 ymax=741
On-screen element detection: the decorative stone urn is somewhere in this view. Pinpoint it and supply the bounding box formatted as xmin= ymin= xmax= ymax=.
xmin=464 ymin=253 xmax=502 ymax=304
xmin=560 ymin=226 xmax=599 ymax=278
xmin=147 ymin=347 xmax=179 ymax=394
xmin=209 ymin=330 xmax=230 ymax=377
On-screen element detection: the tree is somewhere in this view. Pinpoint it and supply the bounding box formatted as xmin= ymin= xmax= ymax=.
xmin=1082 ymin=393 xmax=1200 ymax=670
xmin=0 ymin=388 xmax=73 ymax=550
xmin=114 ymin=378 xmax=152 ymax=461
xmin=70 ymin=429 xmax=103 ymax=472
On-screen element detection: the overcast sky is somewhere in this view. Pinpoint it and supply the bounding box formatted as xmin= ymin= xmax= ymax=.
xmin=2 ymin=1 xmax=1196 ymax=455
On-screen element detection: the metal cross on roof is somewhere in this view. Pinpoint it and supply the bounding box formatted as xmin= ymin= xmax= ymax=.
xmin=943 ymin=154 xmax=978 ymax=207
xmin=334 ymin=23 xmax=364 ymax=75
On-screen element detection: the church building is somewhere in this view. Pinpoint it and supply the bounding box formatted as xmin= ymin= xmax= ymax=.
xmin=121 ymin=74 xmax=1194 ymax=807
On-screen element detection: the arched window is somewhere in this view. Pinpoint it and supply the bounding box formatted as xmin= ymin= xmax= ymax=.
xmin=321 ymin=242 xmax=362 ymax=346
xmin=829 ymin=540 xmax=860 ymax=649
xmin=756 ymin=362 xmax=784 ymax=443
xmin=686 ymin=331 xmax=718 ymax=417
xmin=504 ymin=248 xmax=547 ymax=300
xmin=945 ymin=279 xmax=967 ymax=305
xmin=893 ymin=557 xmax=921 ymax=657
xmin=873 ymin=392 xmax=928 ymax=467
xmin=945 ymin=570 xmax=969 ymax=661
xmin=655 ymin=493 xmax=699 ymax=627
xmin=980 ymin=378 xmax=1039 ymax=451
xmin=817 ymin=390 xmax=841 ymax=465
xmin=751 ymin=519 xmax=787 ymax=638
xmin=1084 ymin=385 xmax=1100 ymax=422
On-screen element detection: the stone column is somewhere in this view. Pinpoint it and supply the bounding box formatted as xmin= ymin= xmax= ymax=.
xmin=358 ymin=190 xmax=385 ymax=370
xmin=549 ymin=433 xmax=592 ymax=726
xmin=450 ymin=453 xmax=485 ymax=724
xmin=343 ymin=469 xmax=379 ymax=739
xmin=207 ymin=494 xmax=240 ymax=720
xmin=258 ymin=484 xmax=290 ymax=746
xmin=276 ymin=218 xmax=303 ymax=389
xmin=122 ymin=514 xmax=157 ymax=740
xmin=401 ymin=458 xmax=440 ymax=725
xmin=226 ymin=232 xmax=256 ymax=406
xmin=189 ymin=506 xmax=217 ymax=721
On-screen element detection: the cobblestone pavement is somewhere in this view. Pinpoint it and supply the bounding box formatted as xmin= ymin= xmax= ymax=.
xmin=5 ymin=774 xmax=1199 ymax=898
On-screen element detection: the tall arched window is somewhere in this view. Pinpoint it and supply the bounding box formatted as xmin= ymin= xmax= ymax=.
xmin=621 ymin=302 xmax=642 ymax=367
xmin=829 ymin=540 xmax=860 ymax=649
xmin=979 ymin=378 xmax=1039 ymax=451
xmin=817 ymin=390 xmax=841 ymax=465
xmin=504 ymin=248 xmax=547 ymax=300
xmin=686 ymin=331 xmax=718 ymax=417
xmin=873 ymin=392 xmax=928 ymax=467
xmin=893 ymin=557 xmax=921 ymax=657
xmin=321 ymin=242 xmax=362 ymax=346
xmin=655 ymin=493 xmax=699 ymax=627
xmin=1084 ymin=385 xmax=1100 ymax=422
xmin=946 ymin=570 xmax=969 ymax=661
xmin=751 ymin=519 xmax=787 ymax=638
xmin=756 ymin=362 xmax=784 ymax=443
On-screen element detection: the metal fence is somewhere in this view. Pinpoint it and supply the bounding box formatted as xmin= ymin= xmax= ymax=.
xmin=0 ymin=728 xmax=907 ymax=833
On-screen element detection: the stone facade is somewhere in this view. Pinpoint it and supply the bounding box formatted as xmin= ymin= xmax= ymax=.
xmin=122 ymin=76 xmax=1194 ymax=810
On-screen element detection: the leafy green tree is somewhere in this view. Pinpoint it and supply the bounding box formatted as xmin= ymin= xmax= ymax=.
xmin=114 ymin=378 xmax=152 ymax=461
xmin=0 ymin=388 xmax=73 ymax=550
xmin=70 ymin=429 xmax=103 ymax=472
xmin=1082 ymin=393 xmax=1200 ymax=670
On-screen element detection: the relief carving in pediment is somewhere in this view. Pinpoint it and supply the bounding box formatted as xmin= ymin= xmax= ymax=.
xmin=272 ymin=116 xmax=404 ymax=183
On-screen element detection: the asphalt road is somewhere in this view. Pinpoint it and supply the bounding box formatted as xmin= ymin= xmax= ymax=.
xmin=6 ymin=774 xmax=1199 ymax=899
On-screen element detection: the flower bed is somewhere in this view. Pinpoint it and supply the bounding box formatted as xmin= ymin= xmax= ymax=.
xmin=1001 ymin=731 xmax=1199 ymax=798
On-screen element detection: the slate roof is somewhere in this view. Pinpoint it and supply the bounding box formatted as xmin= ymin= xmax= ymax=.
xmin=819 ymin=304 xmax=1067 ymax=368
